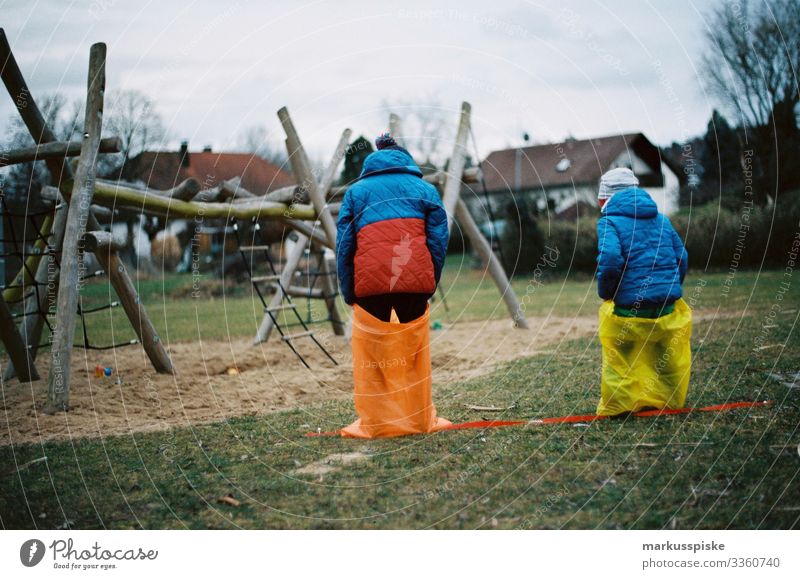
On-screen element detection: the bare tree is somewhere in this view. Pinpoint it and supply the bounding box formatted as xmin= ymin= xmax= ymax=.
xmin=104 ymin=89 xmax=166 ymax=174
xmin=381 ymin=95 xmax=453 ymax=169
xmin=237 ymin=124 xmax=290 ymax=171
xmin=1 ymin=93 xmax=83 ymax=203
xmin=701 ymin=0 xmax=800 ymax=198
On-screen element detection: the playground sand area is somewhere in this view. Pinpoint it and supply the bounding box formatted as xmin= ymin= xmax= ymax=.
xmin=1 ymin=315 xmax=597 ymax=446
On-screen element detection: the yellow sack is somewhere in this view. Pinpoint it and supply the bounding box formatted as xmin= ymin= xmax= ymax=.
xmin=597 ymin=298 xmax=692 ymax=416
xmin=342 ymin=304 xmax=451 ymax=438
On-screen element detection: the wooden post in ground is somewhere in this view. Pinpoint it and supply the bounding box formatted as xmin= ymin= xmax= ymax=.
xmin=44 ymin=43 xmax=106 ymax=414
xmin=254 ymin=126 xmax=350 ymax=343
xmin=277 ymin=108 xmax=338 ymax=246
xmin=395 ymin=103 xmax=529 ymax=329
xmin=311 ymin=128 xmax=349 ymax=335
xmin=441 ymin=102 xmax=472 ymax=233
xmin=84 ymin=231 xmax=174 ymax=374
xmin=314 ymin=249 xmax=345 ymax=335
xmin=0 ymin=293 xmax=39 ymax=382
xmin=455 ymin=200 xmax=529 ymax=328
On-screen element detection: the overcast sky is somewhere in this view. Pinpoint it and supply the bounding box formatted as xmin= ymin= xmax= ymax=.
xmin=2 ymin=0 xmax=722 ymax=161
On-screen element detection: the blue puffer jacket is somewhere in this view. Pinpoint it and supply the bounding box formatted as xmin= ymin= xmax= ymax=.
xmin=336 ymin=148 xmax=449 ymax=305
xmin=596 ymin=187 xmax=688 ymax=308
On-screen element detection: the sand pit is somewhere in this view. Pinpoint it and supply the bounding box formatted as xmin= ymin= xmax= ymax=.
xmin=0 ymin=315 xmax=597 ymax=446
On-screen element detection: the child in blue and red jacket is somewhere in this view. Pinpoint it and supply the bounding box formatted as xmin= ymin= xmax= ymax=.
xmin=336 ymin=134 xmax=449 ymax=322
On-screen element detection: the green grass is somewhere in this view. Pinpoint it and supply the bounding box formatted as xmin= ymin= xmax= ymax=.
xmin=64 ymin=258 xmax=800 ymax=347
xmin=1 ymin=263 xmax=799 ymax=529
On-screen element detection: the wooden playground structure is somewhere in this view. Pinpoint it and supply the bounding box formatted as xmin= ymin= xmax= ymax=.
xmin=0 ymin=31 xmax=528 ymax=414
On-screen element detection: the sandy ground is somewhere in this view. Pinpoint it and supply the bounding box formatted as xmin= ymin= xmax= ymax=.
xmin=0 ymin=315 xmax=597 ymax=446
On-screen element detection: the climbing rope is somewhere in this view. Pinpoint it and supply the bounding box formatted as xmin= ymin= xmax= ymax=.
xmin=0 ymin=195 xmax=138 ymax=351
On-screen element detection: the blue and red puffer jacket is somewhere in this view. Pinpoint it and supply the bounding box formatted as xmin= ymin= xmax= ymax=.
xmin=336 ymin=148 xmax=449 ymax=305
xmin=596 ymin=187 xmax=688 ymax=308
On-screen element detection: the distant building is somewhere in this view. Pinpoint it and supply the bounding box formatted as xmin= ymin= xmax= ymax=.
xmin=116 ymin=142 xmax=295 ymax=270
xmin=465 ymin=132 xmax=680 ymax=221
xmin=123 ymin=141 xmax=294 ymax=194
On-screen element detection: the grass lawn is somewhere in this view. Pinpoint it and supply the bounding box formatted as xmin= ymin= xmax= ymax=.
xmin=58 ymin=256 xmax=800 ymax=344
xmin=1 ymin=262 xmax=798 ymax=529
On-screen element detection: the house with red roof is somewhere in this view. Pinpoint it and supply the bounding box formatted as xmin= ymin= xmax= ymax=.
xmin=123 ymin=141 xmax=294 ymax=194
xmin=464 ymin=133 xmax=680 ymax=222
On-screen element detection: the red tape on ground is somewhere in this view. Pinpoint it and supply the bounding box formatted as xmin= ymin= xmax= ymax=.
xmin=305 ymin=400 xmax=771 ymax=437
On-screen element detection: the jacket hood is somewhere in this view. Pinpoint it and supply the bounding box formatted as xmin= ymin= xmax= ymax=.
xmin=359 ymin=149 xmax=423 ymax=180
xmin=602 ymin=187 xmax=658 ymax=219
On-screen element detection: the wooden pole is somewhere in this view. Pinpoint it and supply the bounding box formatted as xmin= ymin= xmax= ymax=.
xmin=314 ymin=249 xmax=345 ymax=335
xmin=314 ymin=129 xmax=349 ymax=335
xmin=85 ymin=178 xmax=318 ymax=221
xmin=44 ymin=42 xmax=106 ymax=414
xmin=278 ymin=217 xmax=332 ymax=250
xmin=254 ymin=127 xmax=349 ymax=343
xmin=0 ymin=137 xmax=120 ymax=167
xmin=393 ymin=104 xmax=528 ymax=329
xmin=0 ymin=28 xmax=70 ymax=185
xmin=455 ymin=199 xmax=529 ymax=329
xmin=85 ymin=231 xmax=174 ymax=374
xmin=388 ymin=112 xmax=402 ymax=142
xmin=277 ymin=107 xmax=338 ymax=246
xmin=238 ymin=166 xmax=482 ymax=205
xmin=441 ymin=102 xmax=472 ymax=233
xmin=0 ymin=293 xmax=40 ymax=382
xmin=3 ymin=193 xmax=67 ymax=382
xmin=81 ymin=230 xmax=124 ymax=253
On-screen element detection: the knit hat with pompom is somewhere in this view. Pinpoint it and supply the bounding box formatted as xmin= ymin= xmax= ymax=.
xmin=375 ymin=132 xmax=399 ymax=150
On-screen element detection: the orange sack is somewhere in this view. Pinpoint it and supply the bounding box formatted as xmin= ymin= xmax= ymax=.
xmin=341 ymin=304 xmax=451 ymax=438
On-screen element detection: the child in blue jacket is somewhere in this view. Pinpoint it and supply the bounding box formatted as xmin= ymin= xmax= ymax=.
xmin=596 ymin=168 xmax=688 ymax=316
xmin=595 ymin=168 xmax=692 ymax=416
xmin=336 ymin=134 xmax=449 ymax=322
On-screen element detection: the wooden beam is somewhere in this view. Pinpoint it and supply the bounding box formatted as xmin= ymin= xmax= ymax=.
xmin=86 ymin=231 xmax=175 ymax=375
xmin=45 ymin=42 xmax=107 ymax=414
xmin=441 ymin=102 xmax=472 ymax=233
xmin=219 ymin=177 xmax=256 ymax=200
xmin=278 ymin=218 xmax=332 ymax=250
xmin=0 ymin=28 xmax=72 ymax=184
xmin=455 ymin=199 xmax=529 ymax=329
xmin=254 ymin=126 xmax=349 ymax=343
xmin=81 ymin=230 xmax=125 ymax=253
xmin=0 ymin=292 xmax=40 ymax=382
xmin=159 ymin=178 xmax=201 ymax=201
xmin=277 ymin=107 xmax=338 ymax=246
xmin=0 ymin=137 xmax=121 ymax=167
xmin=86 ymin=178 xmax=318 ymax=221
xmin=314 ymin=249 xmax=345 ymax=335
xmin=247 ymin=167 xmax=481 ymax=206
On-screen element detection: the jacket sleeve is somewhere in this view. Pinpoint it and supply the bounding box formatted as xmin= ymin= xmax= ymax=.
xmin=423 ymin=187 xmax=449 ymax=286
xmin=336 ymin=188 xmax=357 ymax=305
xmin=668 ymin=219 xmax=689 ymax=283
xmin=596 ymin=216 xmax=624 ymax=300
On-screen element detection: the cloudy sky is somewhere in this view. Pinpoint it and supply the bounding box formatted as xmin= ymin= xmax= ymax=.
xmin=2 ymin=0 xmax=722 ymax=161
